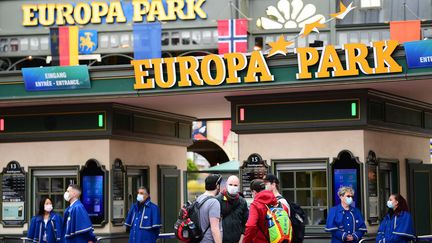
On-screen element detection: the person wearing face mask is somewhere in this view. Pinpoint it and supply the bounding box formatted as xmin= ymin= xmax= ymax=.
xmin=264 ymin=173 xmax=290 ymax=213
xmin=243 ymin=179 xmax=289 ymax=243
xmin=28 ymin=197 xmax=62 ymax=243
xmin=62 ymin=184 xmax=97 ymax=243
xmin=325 ymin=186 xmax=367 ymax=243
xmin=216 ymin=175 xmax=248 ymax=243
xmin=125 ymin=186 xmax=161 ymax=243
xmin=376 ymin=193 xmax=415 ymax=243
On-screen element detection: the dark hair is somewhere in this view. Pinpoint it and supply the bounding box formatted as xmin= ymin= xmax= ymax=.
xmin=69 ymin=184 xmax=81 ymax=193
xmin=250 ymin=179 xmax=266 ymax=193
xmin=137 ymin=185 xmax=149 ymax=194
xmin=392 ymin=193 xmax=409 ymax=215
xmin=38 ymin=197 xmax=53 ymax=216
xmin=263 ymin=174 xmax=280 ymax=190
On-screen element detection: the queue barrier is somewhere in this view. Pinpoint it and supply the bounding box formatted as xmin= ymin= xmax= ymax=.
xmin=2 ymin=233 xmax=432 ymax=242
xmin=95 ymin=232 xmax=176 ymax=243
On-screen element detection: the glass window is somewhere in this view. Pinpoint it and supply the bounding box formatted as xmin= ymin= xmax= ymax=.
xmin=30 ymin=37 xmax=39 ymax=51
xmin=202 ymin=31 xmax=212 ymax=44
xmin=337 ymin=0 xmax=432 ymax=25
xmin=120 ymin=34 xmax=130 ymax=48
xmin=0 ymin=38 xmax=8 ymax=52
xmin=182 ymin=31 xmax=191 ymax=45
xmin=32 ymin=172 xmax=78 ymax=215
xmin=192 ymin=31 xmax=201 ymax=45
xmin=110 ymin=35 xmax=119 ymax=48
xmin=40 ymin=37 xmax=49 ymax=50
xmin=162 ymin=32 xmax=169 ymax=46
xmin=10 ymin=38 xmax=19 ymax=52
xmin=20 ymin=38 xmax=29 ymax=51
xmin=100 ymin=35 xmax=109 ymax=48
xmin=279 ymin=168 xmax=327 ymax=226
xmin=171 ymin=32 xmax=180 ymax=46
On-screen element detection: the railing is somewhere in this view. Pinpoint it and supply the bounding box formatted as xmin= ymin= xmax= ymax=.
xmin=95 ymin=232 xmax=175 ymax=243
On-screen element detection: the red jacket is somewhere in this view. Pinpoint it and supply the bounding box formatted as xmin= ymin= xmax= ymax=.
xmin=243 ymin=190 xmax=287 ymax=243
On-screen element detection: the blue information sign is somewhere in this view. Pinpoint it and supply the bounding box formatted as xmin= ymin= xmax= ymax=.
xmin=22 ymin=65 xmax=91 ymax=91
xmin=404 ymin=40 xmax=432 ymax=68
xmin=334 ymin=169 xmax=358 ymax=207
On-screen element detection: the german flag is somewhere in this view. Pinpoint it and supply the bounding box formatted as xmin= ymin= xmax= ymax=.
xmin=50 ymin=26 xmax=79 ymax=66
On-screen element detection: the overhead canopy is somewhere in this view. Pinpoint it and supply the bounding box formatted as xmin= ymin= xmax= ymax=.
xmin=206 ymin=160 xmax=240 ymax=171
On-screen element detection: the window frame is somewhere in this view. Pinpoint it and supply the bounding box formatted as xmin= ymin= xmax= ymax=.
xmin=271 ymin=158 xmax=330 ymax=232
xmin=28 ymin=166 xmax=79 ymax=221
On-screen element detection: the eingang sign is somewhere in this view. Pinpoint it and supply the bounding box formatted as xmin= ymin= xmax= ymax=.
xmin=22 ymin=0 xmax=207 ymax=26
xmin=131 ymin=40 xmax=403 ymax=90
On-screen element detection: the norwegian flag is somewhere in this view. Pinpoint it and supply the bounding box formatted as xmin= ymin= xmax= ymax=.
xmin=217 ymin=19 xmax=248 ymax=54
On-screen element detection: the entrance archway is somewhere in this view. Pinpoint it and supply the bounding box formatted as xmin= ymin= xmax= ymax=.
xmin=187 ymin=140 xmax=229 ymax=167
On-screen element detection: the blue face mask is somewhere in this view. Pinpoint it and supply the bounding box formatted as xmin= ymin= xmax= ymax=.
xmin=387 ymin=200 xmax=394 ymax=209
xmin=345 ymin=197 xmax=353 ymax=205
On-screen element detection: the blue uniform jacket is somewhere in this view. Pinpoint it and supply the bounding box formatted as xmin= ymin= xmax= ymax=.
xmin=125 ymin=198 xmax=161 ymax=243
xmin=325 ymin=204 xmax=367 ymax=243
xmin=62 ymin=200 xmax=97 ymax=243
xmin=28 ymin=212 xmax=62 ymax=243
xmin=376 ymin=211 xmax=415 ymax=243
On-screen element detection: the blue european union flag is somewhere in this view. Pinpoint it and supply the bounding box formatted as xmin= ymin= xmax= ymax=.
xmin=78 ymin=30 xmax=98 ymax=54
xmin=133 ymin=23 xmax=162 ymax=60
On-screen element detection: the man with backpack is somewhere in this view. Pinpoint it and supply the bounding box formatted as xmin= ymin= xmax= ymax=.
xmin=264 ymin=173 xmax=307 ymax=243
xmin=243 ymin=179 xmax=292 ymax=243
xmin=216 ymin=175 xmax=248 ymax=243
xmin=195 ymin=174 xmax=223 ymax=243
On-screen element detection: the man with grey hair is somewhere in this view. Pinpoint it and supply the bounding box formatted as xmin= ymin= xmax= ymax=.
xmin=62 ymin=184 xmax=97 ymax=243
xmin=125 ymin=186 xmax=161 ymax=243
xmin=216 ymin=175 xmax=248 ymax=243
xmin=325 ymin=186 xmax=367 ymax=242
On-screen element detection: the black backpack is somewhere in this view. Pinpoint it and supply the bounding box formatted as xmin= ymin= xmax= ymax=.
xmin=174 ymin=196 xmax=214 ymax=243
xmin=277 ymin=195 xmax=307 ymax=243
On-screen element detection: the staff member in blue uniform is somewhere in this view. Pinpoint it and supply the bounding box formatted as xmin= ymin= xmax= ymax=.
xmin=125 ymin=186 xmax=161 ymax=243
xmin=325 ymin=186 xmax=367 ymax=242
xmin=376 ymin=193 xmax=415 ymax=243
xmin=62 ymin=184 xmax=97 ymax=243
xmin=28 ymin=197 xmax=62 ymax=243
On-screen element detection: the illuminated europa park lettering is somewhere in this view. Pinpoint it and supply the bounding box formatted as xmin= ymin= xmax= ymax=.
xmin=131 ymin=51 xmax=274 ymax=90
xmin=295 ymin=40 xmax=403 ymax=79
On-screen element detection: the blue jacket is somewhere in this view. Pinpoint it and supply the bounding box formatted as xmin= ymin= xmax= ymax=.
xmin=376 ymin=211 xmax=415 ymax=243
xmin=125 ymin=198 xmax=161 ymax=243
xmin=62 ymin=200 xmax=97 ymax=243
xmin=325 ymin=204 xmax=367 ymax=243
xmin=28 ymin=212 xmax=62 ymax=243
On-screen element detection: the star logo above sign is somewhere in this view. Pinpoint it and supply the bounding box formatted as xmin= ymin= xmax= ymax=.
xmin=266 ymin=1 xmax=355 ymax=57
xmin=267 ymin=35 xmax=293 ymax=58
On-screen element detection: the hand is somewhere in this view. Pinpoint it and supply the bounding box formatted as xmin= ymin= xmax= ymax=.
xmin=346 ymin=235 xmax=354 ymax=241
xmin=88 ymin=241 xmax=93 ymax=243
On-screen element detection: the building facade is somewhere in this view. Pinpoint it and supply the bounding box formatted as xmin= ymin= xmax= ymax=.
xmin=0 ymin=0 xmax=432 ymax=241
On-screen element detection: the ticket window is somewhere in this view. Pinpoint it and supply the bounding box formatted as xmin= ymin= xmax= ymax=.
xmin=126 ymin=167 xmax=149 ymax=212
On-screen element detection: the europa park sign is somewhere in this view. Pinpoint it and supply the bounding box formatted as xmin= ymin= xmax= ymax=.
xmin=131 ymin=40 xmax=403 ymax=90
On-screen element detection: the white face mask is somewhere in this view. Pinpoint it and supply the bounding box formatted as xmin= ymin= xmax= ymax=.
xmin=387 ymin=200 xmax=394 ymax=209
xmin=44 ymin=204 xmax=53 ymax=212
xmin=227 ymin=185 xmax=239 ymax=195
xmin=265 ymin=184 xmax=272 ymax=191
xmin=63 ymin=192 xmax=70 ymax=202
xmin=137 ymin=194 xmax=144 ymax=202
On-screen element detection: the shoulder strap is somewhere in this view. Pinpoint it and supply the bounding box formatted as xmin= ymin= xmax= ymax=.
xmin=197 ymin=195 xmax=215 ymax=209
xmin=276 ymin=195 xmax=284 ymax=200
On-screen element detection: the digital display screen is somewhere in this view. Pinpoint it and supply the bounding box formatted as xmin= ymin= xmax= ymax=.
xmin=237 ymin=99 xmax=360 ymax=124
xmin=334 ymin=169 xmax=358 ymax=207
xmin=82 ymin=176 xmax=104 ymax=217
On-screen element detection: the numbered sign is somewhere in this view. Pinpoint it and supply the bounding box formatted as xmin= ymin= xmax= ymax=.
xmin=240 ymin=153 xmax=269 ymax=198
xmin=1 ymin=161 xmax=26 ymax=226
